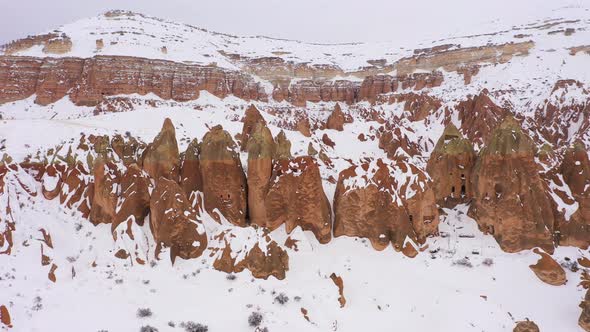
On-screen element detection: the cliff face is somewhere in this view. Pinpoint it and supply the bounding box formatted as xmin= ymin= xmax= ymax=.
xmin=0 ymin=55 xmax=266 ymax=106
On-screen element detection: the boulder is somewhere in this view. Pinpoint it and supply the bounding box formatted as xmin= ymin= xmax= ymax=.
xmin=529 ymin=248 xmax=566 ymax=286
xmin=469 ymin=117 xmax=555 ymax=253
xmin=273 ymin=130 xmax=292 ymax=160
xmin=513 ymin=320 xmax=540 ymax=332
xmin=200 ymin=125 xmax=247 ymax=226
xmin=149 ymin=177 xmax=207 ymax=263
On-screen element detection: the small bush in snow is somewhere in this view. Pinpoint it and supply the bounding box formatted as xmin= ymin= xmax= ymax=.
xmin=226 ymin=273 xmax=237 ymax=281
xmin=137 ymin=308 xmax=153 ymax=318
xmin=294 ymin=296 xmax=302 ymax=302
xmin=139 ymin=326 xmax=158 ymax=332
xmin=32 ymin=296 xmax=43 ymax=311
xmin=180 ymin=321 xmax=209 ymax=332
xmin=248 ymin=311 xmax=263 ymax=327
xmin=274 ymin=293 xmax=289 ymax=305
xmin=482 ymin=258 xmax=494 ymax=266
xmin=168 ymin=321 xmax=175 ymax=327
xmin=452 ymin=258 xmax=473 ymax=268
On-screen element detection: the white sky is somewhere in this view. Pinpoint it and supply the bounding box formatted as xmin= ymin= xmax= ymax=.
xmin=0 ymin=0 xmax=586 ymax=44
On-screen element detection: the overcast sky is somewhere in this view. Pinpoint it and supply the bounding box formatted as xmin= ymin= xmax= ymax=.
xmin=0 ymin=0 xmax=585 ymax=45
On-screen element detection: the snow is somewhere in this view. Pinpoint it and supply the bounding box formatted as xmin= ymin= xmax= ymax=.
xmin=1 ymin=5 xmax=590 ymax=332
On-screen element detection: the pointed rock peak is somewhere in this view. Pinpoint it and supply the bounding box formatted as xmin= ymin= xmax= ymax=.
xmin=274 ymin=130 xmax=292 ymax=160
xmin=307 ymin=143 xmax=318 ymax=156
xmin=162 ymin=117 xmax=176 ymax=133
xmin=433 ymin=123 xmax=474 ymax=155
xmin=241 ymin=105 xmax=266 ymax=151
xmin=247 ymin=122 xmax=274 ymax=160
xmin=326 ymin=103 xmax=345 ymax=131
xmin=184 ymin=138 xmax=201 ymax=161
xmin=486 ymin=115 xmax=535 ymax=155
xmin=442 ymin=123 xmax=462 ymax=140
xmin=142 ymin=117 xmax=180 ymax=181
xmin=201 ymin=125 xmax=239 ymax=161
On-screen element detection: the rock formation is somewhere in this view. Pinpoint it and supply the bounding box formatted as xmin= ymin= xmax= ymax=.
xmin=89 ymin=156 xmax=119 ymax=225
xmin=265 ymin=156 xmax=332 ymax=243
xmin=113 ymin=164 xmax=151 ymax=231
xmin=513 ymin=320 xmax=540 ymax=332
xmin=240 ymin=104 xmax=267 ymax=151
xmin=179 ymin=139 xmax=203 ymax=208
xmin=247 ymin=122 xmax=274 ymax=226
xmin=334 ymin=158 xmax=438 ymax=250
xmin=426 ymin=123 xmax=476 ymax=207
xmin=469 ymin=117 xmax=555 ymax=253
xmin=149 ymin=177 xmax=207 ymax=263
xmin=326 ymin=103 xmax=345 ymax=131
xmin=200 ymin=125 xmax=247 ymax=226
xmin=142 ymin=118 xmax=180 ymax=182
xmin=0 ymin=55 xmax=265 ymax=106
xmin=580 ymin=289 xmax=590 ymax=331
xmin=558 ymin=141 xmax=590 ymax=247
xmin=529 ymin=248 xmax=566 ymax=286
xmin=456 ymin=90 xmax=508 ymax=146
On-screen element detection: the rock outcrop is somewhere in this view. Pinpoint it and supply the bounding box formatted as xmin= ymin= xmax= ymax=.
xmin=0 ymin=55 xmax=265 ymax=106
xmin=113 ymin=164 xmax=151 ymax=231
xmin=240 ymin=104 xmax=267 ymax=151
xmin=559 ymin=142 xmax=590 ymax=247
xmin=265 ymin=156 xmax=332 ymax=243
xmin=142 ymin=118 xmax=180 ymax=182
xmin=247 ymin=123 xmax=274 ymax=226
xmin=529 ymin=248 xmax=566 ymax=286
xmin=179 ymin=139 xmax=203 ymax=208
xmin=513 ymin=320 xmax=540 ymax=332
xmin=89 ymin=156 xmax=119 ymax=225
xmin=200 ymin=125 xmax=247 ymax=226
xmin=580 ymin=289 xmax=590 ymax=331
xmin=469 ymin=117 xmax=555 ymax=253
xmin=326 ymin=103 xmax=345 ymax=131
xmin=457 ymin=90 xmax=508 ymax=146
xmin=149 ymin=177 xmax=207 ymax=263
xmin=334 ymin=159 xmax=438 ymax=250
xmin=426 ymin=123 xmax=476 ymax=207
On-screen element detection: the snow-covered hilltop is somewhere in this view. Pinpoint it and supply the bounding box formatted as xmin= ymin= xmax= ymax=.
xmin=0 ymin=7 xmax=590 ymax=332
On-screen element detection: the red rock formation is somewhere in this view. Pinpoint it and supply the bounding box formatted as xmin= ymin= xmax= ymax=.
xmin=200 ymin=125 xmax=247 ymax=226
xmin=247 ymin=123 xmax=274 ymax=226
xmin=457 ymin=90 xmax=508 ymax=145
xmin=426 ymin=123 xmax=476 ymax=207
xmin=240 ymin=104 xmax=267 ymax=151
xmin=265 ymin=156 xmax=332 ymax=243
xmin=378 ymin=126 xmax=421 ymax=158
xmin=111 ymin=134 xmax=146 ymax=166
xmin=285 ymin=80 xmax=358 ymax=107
xmin=558 ymin=141 xmax=590 ymax=247
xmin=334 ymin=158 xmax=437 ymax=249
xmin=580 ymin=289 xmax=590 ymax=331
xmin=113 ymin=164 xmax=151 ymax=231
xmin=213 ymin=234 xmax=289 ymax=280
xmin=535 ymin=80 xmax=590 ymax=146
xmin=179 ymin=139 xmax=203 ymax=208
xmin=0 ymin=55 xmax=266 ymax=106
xmin=326 ymin=103 xmax=345 ymax=131
xmin=142 ymin=118 xmax=180 ymax=182
xmin=89 ymin=157 xmax=119 ymax=225
xmin=0 ymin=305 xmax=11 ymax=328
xmin=322 ymin=133 xmax=335 ymax=148
xmin=529 ymin=248 xmax=566 ymax=286
xmin=469 ymin=117 xmax=555 ymax=253
xmin=149 ymin=177 xmax=207 ymax=263
xmin=359 ymin=73 xmax=443 ymax=103
xmin=513 ymin=320 xmax=540 ymax=332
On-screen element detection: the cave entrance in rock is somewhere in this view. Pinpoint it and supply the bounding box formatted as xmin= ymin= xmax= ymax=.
xmin=461 ymin=184 xmax=466 ymax=197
